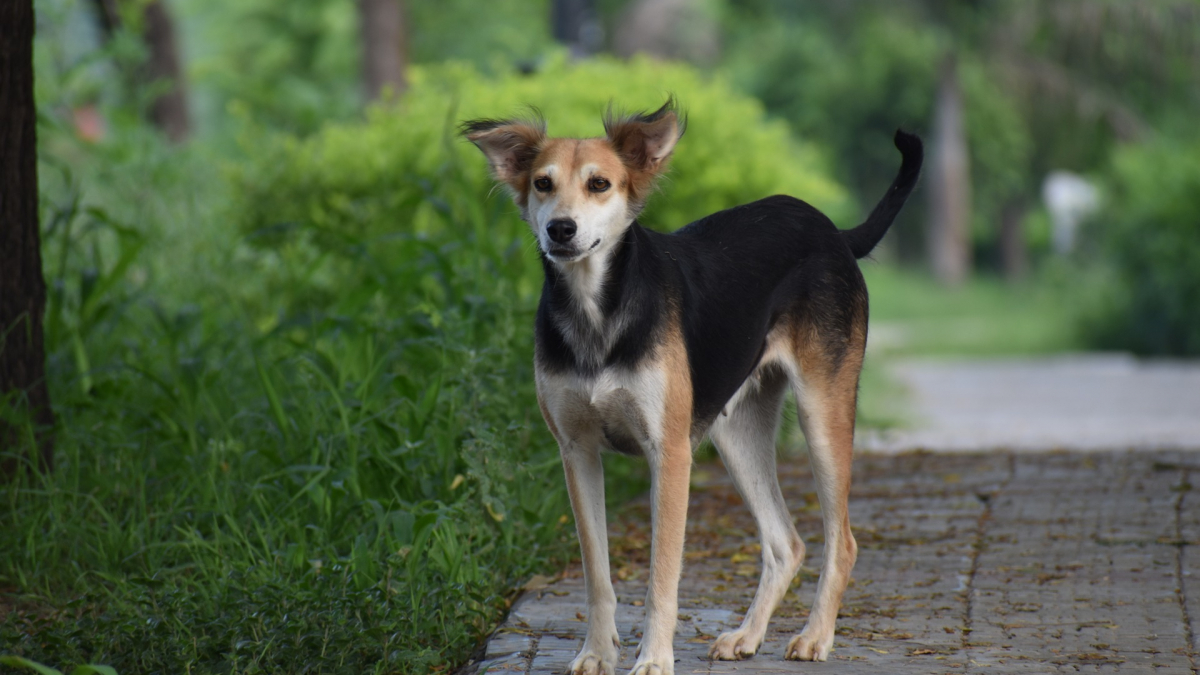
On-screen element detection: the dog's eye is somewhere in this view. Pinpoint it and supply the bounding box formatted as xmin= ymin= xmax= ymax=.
xmin=589 ymin=177 xmax=610 ymax=193
xmin=533 ymin=177 xmax=553 ymax=192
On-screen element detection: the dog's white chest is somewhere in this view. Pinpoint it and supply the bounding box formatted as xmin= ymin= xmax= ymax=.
xmin=538 ymin=366 xmax=669 ymax=454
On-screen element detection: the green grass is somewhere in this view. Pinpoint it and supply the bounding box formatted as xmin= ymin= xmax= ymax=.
xmin=1 ymin=131 xmax=655 ymax=674
xmin=862 ymin=262 xmax=1080 ymax=357
xmin=3 ymin=125 xmax=1078 ymax=675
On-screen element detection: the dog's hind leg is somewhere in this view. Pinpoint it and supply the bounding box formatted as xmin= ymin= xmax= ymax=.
xmin=707 ymin=367 xmax=805 ymax=661
xmin=784 ymin=341 xmax=863 ymax=662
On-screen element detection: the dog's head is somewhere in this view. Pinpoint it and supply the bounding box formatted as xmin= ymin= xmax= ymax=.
xmin=462 ymin=99 xmax=684 ymax=264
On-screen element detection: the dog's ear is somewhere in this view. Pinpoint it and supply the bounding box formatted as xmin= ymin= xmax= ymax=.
xmin=460 ymin=116 xmax=547 ymax=198
xmin=604 ymin=97 xmax=685 ymax=210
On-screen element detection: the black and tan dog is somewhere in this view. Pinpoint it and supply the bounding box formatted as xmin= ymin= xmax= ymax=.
xmin=463 ymin=100 xmax=921 ymax=675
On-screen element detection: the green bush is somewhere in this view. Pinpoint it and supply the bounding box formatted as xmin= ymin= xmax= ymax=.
xmin=5 ymin=145 xmax=577 ymax=672
xmin=1079 ymin=137 xmax=1200 ymax=355
xmin=5 ymin=54 xmax=847 ymax=674
xmin=231 ymin=54 xmax=850 ymax=312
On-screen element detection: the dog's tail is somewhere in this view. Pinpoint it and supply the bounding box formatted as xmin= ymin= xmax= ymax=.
xmin=841 ymin=130 xmax=923 ymax=259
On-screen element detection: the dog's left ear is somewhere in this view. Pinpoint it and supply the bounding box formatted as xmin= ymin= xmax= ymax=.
xmin=460 ymin=116 xmax=547 ymax=203
xmin=604 ymin=97 xmax=685 ymax=209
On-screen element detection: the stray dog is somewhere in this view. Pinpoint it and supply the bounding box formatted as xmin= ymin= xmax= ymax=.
xmin=463 ymin=99 xmax=921 ymax=675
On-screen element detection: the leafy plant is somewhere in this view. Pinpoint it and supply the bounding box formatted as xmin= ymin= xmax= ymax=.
xmin=4 ymin=118 xmax=579 ymax=674
xmin=1077 ymin=136 xmax=1200 ymax=355
xmin=0 ymin=656 xmax=116 ymax=675
xmin=230 ymin=54 xmax=851 ymax=312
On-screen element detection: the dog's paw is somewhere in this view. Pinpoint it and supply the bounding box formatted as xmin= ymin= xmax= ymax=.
xmin=568 ymin=651 xmax=615 ymax=675
xmin=784 ymin=628 xmax=833 ymax=662
xmin=627 ymin=655 xmax=673 ymax=675
xmin=568 ymin=637 xmax=619 ymax=675
xmin=707 ymin=629 xmax=759 ymax=661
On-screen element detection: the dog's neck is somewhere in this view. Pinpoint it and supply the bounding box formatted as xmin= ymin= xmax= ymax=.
xmin=558 ymin=244 xmax=618 ymax=329
xmin=545 ymin=225 xmax=633 ymax=322
xmin=540 ymin=223 xmax=648 ymax=369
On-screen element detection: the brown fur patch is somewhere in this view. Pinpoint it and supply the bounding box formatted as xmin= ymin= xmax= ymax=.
xmin=529 ymin=138 xmax=629 ymax=213
xmin=603 ymin=100 xmax=684 ymax=215
xmin=461 ymin=119 xmax=547 ymax=206
xmin=659 ymin=316 xmax=694 ymax=457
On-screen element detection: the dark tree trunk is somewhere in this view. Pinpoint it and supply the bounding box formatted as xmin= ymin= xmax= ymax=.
xmin=998 ymin=200 xmax=1028 ymax=282
xmin=613 ymin=0 xmax=719 ymax=64
xmin=88 ymin=0 xmax=191 ymax=142
xmin=552 ymin=0 xmax=602 ymax=57
xmin=358 ymin=0 xmax=407 ymax=102
xmin=90 ymin=0 xmax=120 ymax=38
xmin=928 ymin=54 xmax=972 ymax=286
xmin=0 ymin=0 xmax=55 ymax=473
xmin=142 ymin=0 xmax=190 ymax=142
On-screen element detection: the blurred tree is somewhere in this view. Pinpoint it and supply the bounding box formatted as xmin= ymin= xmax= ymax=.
xmin=722 ymin=0 xmax=1198 ymax=279
xmin=142 ymin=0 xmax=191 ymax=141
xmin=89 ymin=0 xmax=191 ymax=142
xmin=1 ymin=0 xmax=55 ymax=473
xmin=359 ymin=0 xmax=407 ymax=102
xmin=613 ymin=0 xmax=720 ymax=64
xmin=553 ymin=0 xmax=603 ymax=57
xmin=928 ymin=55 xmax=971 ymax=286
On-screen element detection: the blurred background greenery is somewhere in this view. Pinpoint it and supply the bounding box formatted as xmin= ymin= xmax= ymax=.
xmin=3 ymin=1 xmax=1199 ymax=673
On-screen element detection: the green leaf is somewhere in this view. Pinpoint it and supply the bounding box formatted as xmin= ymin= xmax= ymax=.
xmin=0 ymin=656 xmax=66 ymax=675
xmin=70 ymin=666 xmax=120 ymax=675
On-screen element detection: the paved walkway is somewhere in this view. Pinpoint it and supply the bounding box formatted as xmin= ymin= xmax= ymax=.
xmin=473 ymin=451 xmax=1199 ymax=674
xmin=859 ymin=354 xmax=1200 ymax=452
xmin=470 ymin=356 xmax=1200 ymax=674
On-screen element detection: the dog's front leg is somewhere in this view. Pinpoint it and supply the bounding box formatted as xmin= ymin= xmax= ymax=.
xmin=560 ymin=438 xmax=620 ymax=675
xmin=631 ymin=437 xmax=691 ymax=675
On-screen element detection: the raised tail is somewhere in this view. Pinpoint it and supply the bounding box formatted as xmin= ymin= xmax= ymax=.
xmin=841 ymin=130 xmax=923 ymax=259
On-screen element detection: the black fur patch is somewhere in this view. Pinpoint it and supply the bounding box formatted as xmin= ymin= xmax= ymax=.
xmin=533 ymin=132 xmax=921 ymax=438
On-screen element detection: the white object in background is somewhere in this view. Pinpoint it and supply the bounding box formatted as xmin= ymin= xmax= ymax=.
xmin=1043 ymin=171 xmax=1100 ymax=255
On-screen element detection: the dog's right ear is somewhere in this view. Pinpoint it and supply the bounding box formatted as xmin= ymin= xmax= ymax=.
xmin=460 ymin=117 xmax=547 ymax=199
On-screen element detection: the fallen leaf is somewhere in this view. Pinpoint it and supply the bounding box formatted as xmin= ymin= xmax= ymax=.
xmin=523 ymin=574 xmax=555 ymax=592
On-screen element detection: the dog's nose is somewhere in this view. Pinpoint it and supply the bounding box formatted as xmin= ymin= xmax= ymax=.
xmin=546 ymin=218 xmax=577 ymax=244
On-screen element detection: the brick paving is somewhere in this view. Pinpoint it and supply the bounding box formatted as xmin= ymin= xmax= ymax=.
xmin=470 ymin=450 xmax=1199 ymax=674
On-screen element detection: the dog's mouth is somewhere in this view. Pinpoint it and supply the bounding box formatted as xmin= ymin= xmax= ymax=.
xmin=546 ymin=239 xmax=601 ymax=262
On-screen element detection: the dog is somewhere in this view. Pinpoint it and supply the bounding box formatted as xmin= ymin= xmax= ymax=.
xmin=463 ymin=99 xmax=922 ymax=675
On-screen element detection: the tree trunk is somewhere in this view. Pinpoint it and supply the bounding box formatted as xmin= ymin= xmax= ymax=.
xmin=613 ymin=0 xmax=719 ymax=64
xmin=142 ymin=0 xmax=190 ymax=142
xmin=90 ymin=0 xmax=120 ymax=38
xmin=998 ymin=200 xmax=1028 ymax=282
xmin=358 ymin=0 xmax=407 ymax=103
xmin=552 ymin=0 xmax=602 ymax=58
xmin=87 ymin=0 xmax=190 ymax=142
xmin=0 ymin=0 xmax=55 ymax=473
xmin=928 ymin=55 xmax=972 ymax=286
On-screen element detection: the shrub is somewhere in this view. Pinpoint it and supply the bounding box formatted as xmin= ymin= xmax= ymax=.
xmin=230 ymin=53 xmax=850 ymax=316
xmin=1078 ymin=137 xmax=1200 ymax=355
xmin=5 ymin=54 xmax=847 ymax=674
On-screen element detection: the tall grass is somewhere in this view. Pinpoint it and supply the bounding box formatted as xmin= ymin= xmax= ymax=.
xmin=1 ymin=131 xmax=617 ymax=673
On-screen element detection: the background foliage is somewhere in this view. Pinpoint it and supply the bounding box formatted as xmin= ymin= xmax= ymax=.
xmin=1078 ymin=137 xmax=1200 ymax=355
xmin=4 ymin=38 xmax=849 ymax=672
xmin=4 ymin=1 xmax=1199 ymax=674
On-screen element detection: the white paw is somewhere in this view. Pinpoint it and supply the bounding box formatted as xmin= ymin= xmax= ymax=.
xmin=784 ymin=628 xmax=833 ymax=662
xmin=707 ymin=629 xmax=759 ymax=661
xmin=627 ymin=655 xmax=674 ymax=675
xmin=568 ymin=638 xmax=618 ymax=675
